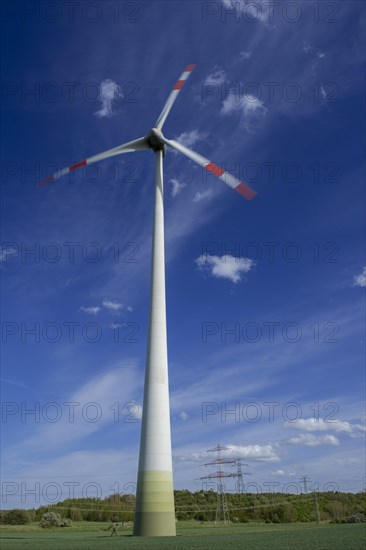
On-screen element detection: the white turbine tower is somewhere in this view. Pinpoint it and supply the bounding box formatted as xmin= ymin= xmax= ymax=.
xmin=39 ymin=65 xmax=256 ymax=536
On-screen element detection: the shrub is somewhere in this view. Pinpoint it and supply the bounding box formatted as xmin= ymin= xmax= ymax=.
xmin=39 ymin=512 xmax=71 ymax=528
xmin=194 ymin=513 xmax=208 ymax=522
xmin=347 ymin=513 xmax=366 ymax=523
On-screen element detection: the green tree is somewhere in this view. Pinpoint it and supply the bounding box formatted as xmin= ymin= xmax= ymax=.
xmin=3 ymin=509 xmax=30 ymax=525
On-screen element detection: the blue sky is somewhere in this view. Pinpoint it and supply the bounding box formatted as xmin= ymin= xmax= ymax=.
xmin=1 ymin=0 xmax=365 ymax=509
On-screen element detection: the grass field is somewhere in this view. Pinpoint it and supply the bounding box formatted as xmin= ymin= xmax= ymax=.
xmin=1 ymin=522 xmax=365 ymax=550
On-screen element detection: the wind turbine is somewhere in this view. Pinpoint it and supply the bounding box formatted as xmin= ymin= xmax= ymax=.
xmin=39 ymin=65 xmax=256 ymax=536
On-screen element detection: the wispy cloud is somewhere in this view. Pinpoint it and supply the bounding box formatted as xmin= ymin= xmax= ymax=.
xmin=285 ymin=417 xmax=366 ymax=435
xmin=0 ymin=378 xmax=31 ymax=390
xmin=174 ymin=129 xmax=207 ymax=149
xmin=271 ymin=469 xmax=286 ymax=476
xmin=221 ymin=94 xmax=267 ymax=116
xmin=286 ymin=433 xmax=340 ymax=447
xmin=195 ymin=254 xmax=254 ymax=283
xmin=221 ymin=0 xmax=272 ymax=25
xmin=81 ymin=301 xmax=130 ymax=315
xmin=205 ymin=67 xmax=226 ymax=85
xmin=2 ymin=448 xmax=138 ymax=502
xmin=80 ymin=305 xmax=101 ymax=316
xmin=109 ymin=322 xmax=123 ymax=330
xmin=102 ymin=299 xmax=123 ymax=312
xmin=220 ymin=94 xmax=267 ymax=130
xmin=170 ymin=178 xmax=187 ymax=197
xmin=193 ymin=189 xmax=213 ymax=203
xmin=320 ymin=85 xmax=327 ymax=102
xmin=353 ymin=266 xmax=366 ymax=287
xmin=94 ymin=79 xmax=123 ymax=118
xmin=240 ymin=51 xmax=251 ymax=60
xmin=0 ymin=246 xmax=18 ymax=263
xmin=302 ymin=42 xmax=326 ymax=58
xmin=302 ymin=41 xmax=313 ymax=55
xmin=5 ymin=364 xmax=141 ymax=456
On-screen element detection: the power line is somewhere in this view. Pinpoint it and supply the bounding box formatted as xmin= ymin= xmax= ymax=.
xmin=38 ymin=494 xmax=317 ymax=515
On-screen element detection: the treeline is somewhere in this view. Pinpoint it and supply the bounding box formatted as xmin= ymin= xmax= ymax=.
xmin=1 ymin=491 xmax=365 ymax=525
xmin=174 ymin=490 xmax=366 ymax=523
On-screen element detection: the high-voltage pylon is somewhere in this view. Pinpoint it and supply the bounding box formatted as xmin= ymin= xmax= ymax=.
xmin=200 ymin=444 xmax=239 ymax=524
xmin=234 ymin=461 xmax=250 ymax=494
xmin=300 ymin=475 xmax=321 ymax=524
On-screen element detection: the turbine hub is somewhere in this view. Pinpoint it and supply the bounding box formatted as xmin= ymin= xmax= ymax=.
xmin=146 ymin=128 xmax=167 ymax=156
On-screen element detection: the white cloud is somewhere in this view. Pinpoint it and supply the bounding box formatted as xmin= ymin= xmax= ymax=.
xmin=285 ymin=418 xmax=366 ymax=434
xmin=353 ymin=266 xmax=366 ymax=287
xmin=179 ymin=411 xmax=189 ymax=421
xmin=170 ymin=178 xmax=187 ymax=197
xmin=174 ymin=129 xmax=207 ymax=149
xmin=205 ymin=67 xmax=226 ymax=86
xmin=220 ymin=94 xmax=267 ymax=130
xmin=80 ymin=305 xmax=100 ymax=315
xmin=195 ymin=254 xmax=254 ymax=283
xmin=0 ymin=246 xmax=18 ymax=263
xmin=221 ymin=1 xmax=271 ymax=25
xmin=221 ymin=94 xmax=267 ymax=116
xmin=103 ymin=299 xmax=123 ymax=311
xmin=94 ymin=79 xmax=123 ymax=118
xmin=193 ymin=189 xmax=213 ymax=203
xmin=176 ymin=443 xmax=279 ymax=463
xmin=287 ymin=433 xmax=340 ymax=446
xmin=81 ymin=301 xmax=129 ymax=316
xmin=226 ymin=444 xmax=279 ymax=461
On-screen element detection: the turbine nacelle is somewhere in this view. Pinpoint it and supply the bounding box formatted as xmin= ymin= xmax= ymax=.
xmin=146 ymin=127 xmax=167 ymax=156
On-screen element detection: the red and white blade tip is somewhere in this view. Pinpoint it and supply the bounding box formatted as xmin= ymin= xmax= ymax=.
xmin=38 ymin=159 xmax=87 ymax=186
xmin=173 ymin=64 xmax=196 ymax=90
xmin=204 ymin=162 xmax=256 ymax=201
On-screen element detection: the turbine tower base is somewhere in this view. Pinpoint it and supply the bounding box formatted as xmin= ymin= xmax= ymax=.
xmin=134 ymin=470 xmax=176 ymax=536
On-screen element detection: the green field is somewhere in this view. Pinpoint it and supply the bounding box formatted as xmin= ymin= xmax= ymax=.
xmin=1 ymin=522 xmax=365 ymax=550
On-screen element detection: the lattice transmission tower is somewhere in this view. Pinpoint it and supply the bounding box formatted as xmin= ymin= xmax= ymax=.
xmin=300 ymin=475 xmax=321 ymax=524
xmin=200 ymin=444 xmax=239 ymax=524
xmin=234 ymin=461 xmax=250 ymax=493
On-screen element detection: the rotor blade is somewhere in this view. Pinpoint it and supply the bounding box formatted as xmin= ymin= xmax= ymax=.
xmin=162 ymin=138 xmax=256 ymax=200
xmin=155 ymin=65 xmax=196 ymax=130
xmin=38 ymin=136 xmax=148 ymax=186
